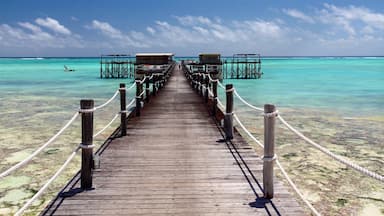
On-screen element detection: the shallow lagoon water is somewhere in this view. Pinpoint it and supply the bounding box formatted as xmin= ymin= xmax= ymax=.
xmin=0 ymin=57 xmax=383 ymax=215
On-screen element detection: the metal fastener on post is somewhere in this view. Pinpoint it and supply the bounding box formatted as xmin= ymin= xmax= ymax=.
xmin=263 ymin=104 xmax=277 ymax=199
xmin=80 ymin=99 xmax=94 ymax=190
xmin=224 ymin=84 xmax=234 ymax=140
xmin=119 ymin=83 xmax=127 ymax=136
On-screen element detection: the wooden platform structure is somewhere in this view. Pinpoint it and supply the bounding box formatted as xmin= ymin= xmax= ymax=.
xmin=42 ymin=64 xmax=305 ymax=215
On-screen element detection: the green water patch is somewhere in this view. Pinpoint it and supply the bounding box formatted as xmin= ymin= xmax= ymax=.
xmin=0 ymin=176 xmax=31 ymax=189
xmin=0 ymin=189 xmax=32 ymax=204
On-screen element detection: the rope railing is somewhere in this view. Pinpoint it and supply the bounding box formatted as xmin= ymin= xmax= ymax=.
xmin=93 ymin=114 xmax=119 ymax=138
xmin=0 ymin=112 xmax=79 ymax=178
xmin=233 ymin=89 xmax=264 ymax=112
xmin=15 ymin=146 xmax=80 ymax=216
xmin=16 ymin=96 xmax=139 ymax=215
xmin=233 ymin=113 xmax=321 ymax=216
xmin=277 ymin=115 xmax=384 ymax=182
xmin=2 ymin=64 xmax=172 ymax=214
xmin=185 ymin=65 xmax=383 ymax=215
xmin=93 ymin=98 xmax=136 ymax=138
xmin=126 ymin=82 xmax=136 ymax=91
xmin=94 ymin=90 xmax=119 ymax=110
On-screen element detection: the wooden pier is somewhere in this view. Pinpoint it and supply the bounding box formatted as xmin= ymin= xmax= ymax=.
xmin=41 ymin=64 xmax=305 ymax=215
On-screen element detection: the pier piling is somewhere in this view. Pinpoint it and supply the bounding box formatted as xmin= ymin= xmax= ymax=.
xmin=80 ymin=99 xmax=94 ymax=190
xmin=224 ymin=84 xmax=234 ymax=140
xmin=263 ymin=104 xmax=277 ymax=199
xmin=119 ymin=83 xmax=127 ymax=136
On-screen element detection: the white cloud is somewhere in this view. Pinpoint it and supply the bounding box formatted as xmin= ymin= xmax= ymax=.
xmin=319 ymin=4 xmax=384 ymax=36
xmin=89 ymin=20 xmax=149 ymax=48
xmin=91 ymin=20 xmax=122 ymax=37
xmin=0 ymin=18 xmax=83 ymax=50
xmin=146 ymin=27 xmax=155 ymax=34
xmin=35 ymin=17 xmax=71 ymax=35
xmin=283 ymin=9 xmax=315 ymax=23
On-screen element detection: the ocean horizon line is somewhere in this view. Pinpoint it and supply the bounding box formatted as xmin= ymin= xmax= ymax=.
xmin=0 ymin=55 xmax=383 ymax=59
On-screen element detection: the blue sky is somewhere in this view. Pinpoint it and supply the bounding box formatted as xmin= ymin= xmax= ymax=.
xmin=0 ymin=0 xmax=383 ymax=56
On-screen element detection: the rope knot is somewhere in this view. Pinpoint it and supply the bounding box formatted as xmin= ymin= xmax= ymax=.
xmin=263 ymin=110 xmax=279 ymax=118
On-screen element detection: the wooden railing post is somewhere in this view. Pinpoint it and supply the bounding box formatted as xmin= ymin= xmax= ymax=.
xmin=263 ymin=104 xmax=276 ymax=199
xmin=204 ymin=75 xmax=209 ymax=103
xmin=212 ymin=80 xmax=218 ymax=117
xmin=135 ymin=80 xmax=141 ymax=117
xmin=119 ymin=83 xmax=127 ymax=136
xmin=145 ymin=76 xmax=150 ymax=103
xmin=224 ymin=84 xmax=234 ymax=140
xmin=80 ymin=99 xmax=94 ymax=190
xmin=199 ymin=74 xmax=204 ymax=96
xmin=152 ymin=75 xmax=157 ymax=96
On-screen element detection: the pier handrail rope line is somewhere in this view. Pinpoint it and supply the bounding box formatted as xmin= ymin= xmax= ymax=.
xmin=233 ymin=89 xmax=264 ymax=112
xmin=15 ymin=92 xmax=135 ymax=213
xmin=93 ymin=90 xmax=119 ymax=110
xmin=126 ymin=82 xmax=136 ymax=91
xmin=277 ymin=115 xmax=384 ymax=182
xmin=0 ymin=112 xmax=79 ymax=179
xmin=232 ymin=112 xmax=321 ymax=216
xmin=14 ymin=96 xmax=137 ymax=214
xmin=15 ymin=146 xmax=80 ymax=216
xmin=93 ymin=113 xmax=119 ymax=138
xmin=231 ymin=89 xmax=384 ymax=182
xmin=192 ymin=73 xmax=321 ymax=215
xmin=0 ymin=84 xmax=137 ymax=179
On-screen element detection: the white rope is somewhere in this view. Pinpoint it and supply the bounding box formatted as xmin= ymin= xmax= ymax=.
xmin=217 ymin=81 xmax=226 ymax=90
xmin=207 ymin=74 xmax=219 ymax=82
xmin=138 ymin=90 xmax=145 ymax=98
xmin=126 ymin=82 xmax=136 ymax=91
xmin=233 ymin=114 xmax=263 ymax=148
xmin=233 ymin=89 xmax=264 ymax=112
xmin=0 ymin=112 xmax=79 ymax=178
xmin=94 ymin=90 xmax=119 ymax=110
xmin=126 ymin=98 xmax=136 ymax=109
xmin=208 ymin=88 xmax=214 ymax=97
xmin=277 ymin=115 xmax=384 ymax=182
xmin=139 ymin=76 xmax=147 ymax=84
xmin=15 ymin=147 xmax=80 ymax=216
xmin=93 ymin=113 xmax=120 ymax=138
xmin=276 ymin=160 xmax=322 ymax=216
xmin=93 ymin=98 xmax=135 ymax=138
xmin=147 ymin=74 xmax=154 ymax=80
xmin=217 ymin=98 xmax=225 ymax=109
xmin=233 ymin=113 xmax=321 ymax=215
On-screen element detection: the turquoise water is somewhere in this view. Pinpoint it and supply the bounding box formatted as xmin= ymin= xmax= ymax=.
xmin=223 ymin=57 xmax=384 ymax=116
xmin=0 ymin=57 xmax=383 ymax=214
xmin=1 ymin=57 xmax=383 ymax=116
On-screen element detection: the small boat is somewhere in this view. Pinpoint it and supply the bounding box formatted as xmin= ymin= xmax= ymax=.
xmin=64 ymin=65 xmax=75 ymax=72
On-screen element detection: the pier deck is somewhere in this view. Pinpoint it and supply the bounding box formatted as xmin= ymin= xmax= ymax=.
xmin=42 ymin=65 xmax=305 ymax=215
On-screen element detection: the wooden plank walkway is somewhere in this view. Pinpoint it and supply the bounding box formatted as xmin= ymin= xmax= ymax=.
xmin=42 ymin=65 xmax=306 ymax=215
